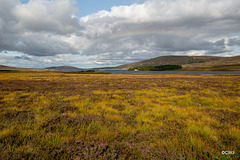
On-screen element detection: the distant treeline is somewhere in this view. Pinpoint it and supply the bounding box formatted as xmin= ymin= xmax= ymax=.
xmin=64 ymin=70 xmax=111 ymax=74
xmin=0 ymin=70 xmax=18 ymax=72
xmin=128 ymin=65 xmax=182 ymax=71
xmin=80 ymin=70 xmax=95 ymax=72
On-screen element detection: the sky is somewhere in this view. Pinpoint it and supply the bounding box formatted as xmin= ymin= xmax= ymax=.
xmin=0 ymin=0 xmax=240 ymax=68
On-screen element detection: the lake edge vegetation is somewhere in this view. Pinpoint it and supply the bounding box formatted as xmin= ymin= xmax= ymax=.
xmin=128 ymin=65 xmax=182 ymax=71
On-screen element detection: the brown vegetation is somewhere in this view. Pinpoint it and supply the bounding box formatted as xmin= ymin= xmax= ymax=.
xmin=0 ymin=72 xmax=239 ymax=159
xmin=115 ymin=55 xmax=240 ymax=71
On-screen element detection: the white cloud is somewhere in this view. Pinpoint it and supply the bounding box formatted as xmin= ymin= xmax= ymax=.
xmin=14 ymin=0 xmax=81 ymax=34
xmin=79 ymin=0 xmax=240 ymax=62
xmin=0 ymin=0 xmax=83 ymax=56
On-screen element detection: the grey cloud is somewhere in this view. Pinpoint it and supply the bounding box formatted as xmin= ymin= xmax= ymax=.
xmin=0 ymin=0 xmax=83 ymax=56
xmin=78 ymin=0 xmax=240 ymax=63
xmin=0 ymin=0 xmax=17 ymax=21
xmin=1 ymin=0 xmax=240 ymax=68
xmin=14 ymin=55 xmax=31 ymax=60
xmin=13 ymin=0 xmax=84 ymax=34
xmin=214 ymin=39 xmax=225 ymax=46
xmin=228 ymin=37 xmax=240 ymax=46
xmin=83 ymin=31 xmax=213 ymax=57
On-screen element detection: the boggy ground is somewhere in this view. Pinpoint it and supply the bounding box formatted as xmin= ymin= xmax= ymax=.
xmin=0 ymin=72 xmax=239 ymax=159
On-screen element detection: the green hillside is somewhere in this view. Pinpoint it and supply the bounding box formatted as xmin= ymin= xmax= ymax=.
xmin=115 ymin=56 xmax=240 ymax=71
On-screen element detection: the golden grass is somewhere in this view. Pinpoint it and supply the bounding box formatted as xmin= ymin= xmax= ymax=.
xmin=0 ymin=72 xmax=239 ymax=159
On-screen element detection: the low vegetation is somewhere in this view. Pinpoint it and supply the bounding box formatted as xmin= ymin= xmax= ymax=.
xmin=128 ymin=65 xmax=182 ymax=71
xmin=64 ymin=70 xmax=110 ymax=74
xmin=0 ymin=70 xmax=18 ymax=72
xmin=115 ymin=56 xmax=240 ymax=71
xmin=0 ymin=72 xmax=239 ymax=159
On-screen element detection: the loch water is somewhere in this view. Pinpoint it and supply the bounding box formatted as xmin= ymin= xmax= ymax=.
xmin=97 ymin=70 xmax=240 ymax=75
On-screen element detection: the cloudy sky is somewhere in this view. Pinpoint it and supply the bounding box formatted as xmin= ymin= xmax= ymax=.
xmin=0 ymin=0 xmax=240 ymax=68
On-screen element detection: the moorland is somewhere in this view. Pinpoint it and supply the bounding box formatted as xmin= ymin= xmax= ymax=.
xmin=1 ymin=55 xmax=240 ymax=72
xmin=0 ymin=71 xmax=239 ymax=159
xmin=105 ymin=55 xmax=240 ymax=71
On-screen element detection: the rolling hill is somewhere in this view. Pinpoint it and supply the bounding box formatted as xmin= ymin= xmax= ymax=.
xmin=113 ymin=55 xmax=240 ymax=71
xmin=0 ymin=65 xmax=19 ymax=70
xmin=0 ymin=65 xmax=48 ymax=72
xmin=1 ymin=56 xmax=240 ymax=72
xmin=46 ymin=66 xmax=82 ymax=70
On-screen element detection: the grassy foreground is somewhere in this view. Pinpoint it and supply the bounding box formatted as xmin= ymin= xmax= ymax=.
xmin=0 ymin=72 xmax=239 ymax=159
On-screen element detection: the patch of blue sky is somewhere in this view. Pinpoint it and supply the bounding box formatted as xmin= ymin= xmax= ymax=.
xmin=20 ymin=0 xmax=146 ymax=17
xmin=233 ymin=46 xmax=240 ymax=56
xmin=229 ymin=33 xmax=240 ymax=38
xmin=75 ymin=0 xmax=145 ymax=17
xmin=0 ymin=51 xmax=25 ymax=57
xmin=20 ymin=0 xmax=29 ymax=4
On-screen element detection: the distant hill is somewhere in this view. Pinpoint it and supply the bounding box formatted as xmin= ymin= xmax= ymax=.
xmin=113 ymin=55 xmax=240 ymax=71
xmin=1 ymin=56 xmax=240 ymax=72
xmin=46 ymin=66 xmax=82 ymax=70
xmin=0 ymin=65 xmax=19 ymax=69
xmin=0 ymin=65 xmax=47 ymax=72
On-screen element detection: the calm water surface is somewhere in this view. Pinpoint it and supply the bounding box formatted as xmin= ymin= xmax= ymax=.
xmin=97 ymin=70 xmax=240 ymax=75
